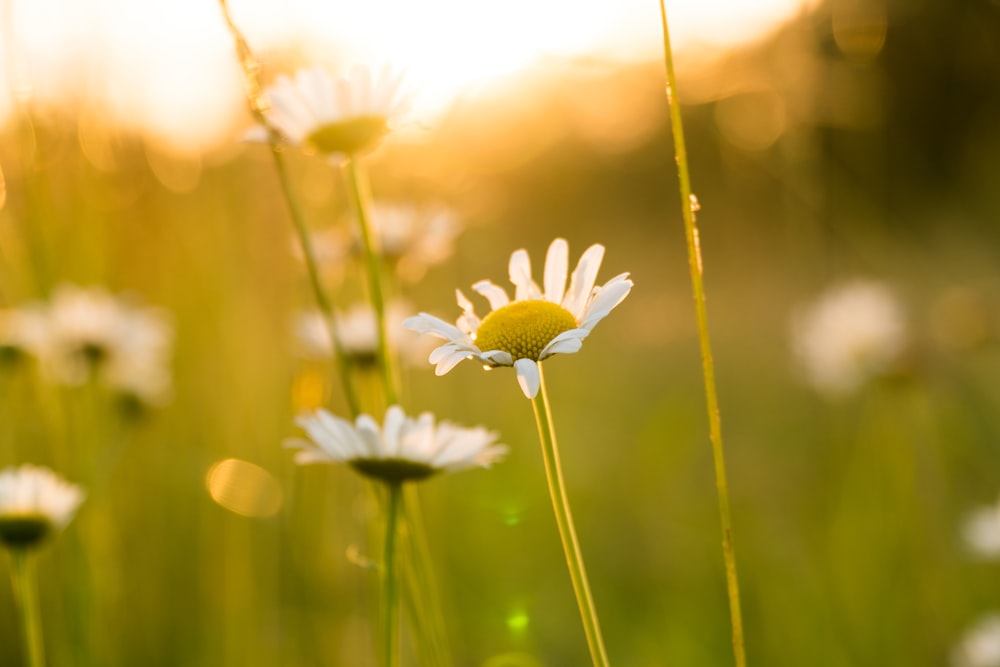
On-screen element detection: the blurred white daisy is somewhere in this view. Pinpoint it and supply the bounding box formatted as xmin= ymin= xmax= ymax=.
xmin=0 ymin=305 xmax=48 ymax=365
xmin=295 ymin=203 xmax=463 ymax=284
xmin=42 ymin=284 xmax=173 ymax=406
xmin=790 ymin=280 xmax=907 ymax=396
xmin=368 ymin=203 xmax=462 ymax=281
xmin=953 ymin=613 xmax=1000 ymax=667
xmin=285 ymin=405 xmax=507 ymax=484
xmin=254 ymin=64 xmax=412 ymax=163
xmin=404 ymin=238 xmax=633 ymax=399
xmin=962 ymin=503 xmax=1000 ymax=559
xmin=294 ymin=302 xmax=431 ymax=367
xmin=0 ymin=465 xmax=85 ymax=549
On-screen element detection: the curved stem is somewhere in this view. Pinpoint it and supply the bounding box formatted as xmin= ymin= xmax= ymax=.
xmin=11 ymin=549 xmax=45 ymax=667
xmin=216 ymin=0 xmax=359 ymax=416
xmin=531 ymin=364 xmax=610 ymax=667
xmin=657 ymin=3 xmax=747 ymax=666
xmin=344 ymin=158 xmax=398 ymax=408
xmin=382 ymin=482 xmax=403 ymax=667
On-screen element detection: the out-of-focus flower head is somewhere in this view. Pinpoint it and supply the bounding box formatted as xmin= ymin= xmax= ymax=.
xmin=294 ymin=202 xmax=463 ymax=284
xmin=253 ymin=64 xmax=412 ymax=164
xmin=953 ymin=613 xmax=1000 ymax=667
xmin=790 ymin=280 xmax=908 ymax=396
xmin=404 ymin=238 xmax=633 ymax=399
xmin=0 ymin=464 xmax=85 ymax=549
xmin=42 ymin=284 xmax=174 ymax=406
xmin=285 ymin=405 xmax=507 ymax=484
xmin=366 ymin=203 xmax=462 ymax=281
xmin=962 ymin=502 xmax=1000 ymax=560
xmin=294 ymin=302 xmax=432 ymax=367
xmin=0 ymin=304 xmax=48 ymax=366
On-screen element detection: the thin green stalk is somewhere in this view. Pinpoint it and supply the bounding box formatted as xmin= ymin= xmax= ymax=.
xmin=531 ymin=364 xmax=609 ymax=667
xmin=656 ymin=3 xmax=747 ymax=666
xmin=216 ymin=0 xmax=359 ymax=417
xmin=10 ymin=549 xmax=45 ymax=667
xmin=344 ymin=158 xmax=398 ymax=407
xmin=401 ymin=486 xmax=452 ymax=667
xmin=382 ymin=482 xmax=403 ymax=667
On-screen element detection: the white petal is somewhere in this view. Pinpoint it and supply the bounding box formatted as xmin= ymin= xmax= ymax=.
xmin=578 ymin=274 xmax=633 ymax=331
xmin=481 ymin=350 xmax=513 ymax=366
xmin=514 ymin=358 xmax=540 ymax=399
xmin=544 ymin=238 xmax=569 ymax=304
xmin=539 ymin=329 xmax=587 ymax=359
xmin=563 ymin=244 xmax=605 ymax=320
xmin=472 ymin=281 xmax=510 ymax=311
xmin=509 ymin=249 xmax=537 ymax=301
xmin=435 ymin=348 xmax=476 ymax=375
xmin=403 ymin=313 xmax=465 ymax=342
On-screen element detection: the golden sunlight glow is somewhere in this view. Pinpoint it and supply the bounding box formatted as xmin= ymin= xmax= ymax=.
xmin=0 ymin=0 xmax=815 ymax=148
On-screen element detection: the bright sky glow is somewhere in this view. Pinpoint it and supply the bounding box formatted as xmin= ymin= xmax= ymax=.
xmin=0 ymin=0 xmax=813 ymax=151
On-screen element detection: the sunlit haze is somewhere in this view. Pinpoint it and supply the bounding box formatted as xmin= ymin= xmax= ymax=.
xmin=0 ymin=0 xmax=813 ymax=151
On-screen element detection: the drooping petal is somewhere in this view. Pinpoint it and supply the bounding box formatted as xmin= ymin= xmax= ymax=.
xmin=563 ymin=244 xmax=605 ymax=320
xmin=544 ymin=238 xmax=569 ymax=304
xmin=434 ymin=347 xmax=476 ymax=375
xmin=514 ymin=358 xmax=541 ymax=399
xmin=480 ymin=350 xmax=513 ymax=366
xmin=539 ymin=329 xmax=587 ymax=359
xmin=472 ymin=281 xmax=510 ymax=311
xmin=578 ymin=273 xmax=633 ymax=331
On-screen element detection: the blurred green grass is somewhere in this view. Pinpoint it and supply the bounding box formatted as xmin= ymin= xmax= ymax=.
xmin=2 ymin=0 xmax=1000 ymax=665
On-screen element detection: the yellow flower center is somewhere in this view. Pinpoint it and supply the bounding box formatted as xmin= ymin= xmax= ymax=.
xmin=475 ymin=300 xmax=577 ymax=362
xmin=305 ymin=115 xmax=389 ymax=156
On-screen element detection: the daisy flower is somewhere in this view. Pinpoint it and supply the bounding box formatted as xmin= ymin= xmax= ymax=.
xmin=953 ymin=613 xmax=1000 ymax=667
xmin=42 ymin=284 xmax=174 ymax=405
xmin=285 ymin=405 xmax=507 ymax=484
xmin=0 ymin=305 xmax=48 ymax=365
xmin=790 ymin=280 xmax=907 ymax=396
xmin=962 ymin=503 xmax=1000 ymax=560
xmin=403 ymin=238 xmax=633 ymax=398
xmin=255 ymin=64 xmax=412 ymax=163
xmin=0 ymin=465 xmax=85 ymax=549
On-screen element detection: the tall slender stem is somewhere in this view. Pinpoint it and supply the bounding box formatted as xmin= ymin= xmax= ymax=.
xmin=657 ymin=3 xmax=747 ymax=666
xmin=216 ymin=0 xmax=359 ymax=416
xmin=531 ymin=364 xmax=609 ymax=667
xmin=10 ymin=549 xmax=45 ymax=667
xmin=345 ymin=158 xmax=398 ymax=407
xmin=382 ymin=482 xmax=403 ymax=667
xmin=401 ymin=487 xmax=452 ymax=667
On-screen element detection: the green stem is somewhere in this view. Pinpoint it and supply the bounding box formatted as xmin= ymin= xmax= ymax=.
xmin=531 ymin=364 xmax=610 ymax=667
xmin=10 ymin=549 xmax=45 ymax=667
xmin=382 ymin=482 xmax=403 ymax=667
xmin=216 ymin=0 xmax=359 ymax=416
xmin=657 ymin=3 xmax=747 ymax=666
xmin=345 ymin=158 xmax=398 ymax=408
xmin=401 ymin=486 xmax=452 ymax=667
xmin=271 ymin=148 xmax=360 ymax=416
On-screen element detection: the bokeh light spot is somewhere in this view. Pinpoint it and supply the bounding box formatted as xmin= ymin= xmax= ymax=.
xmin=206 ymin=458 xmax=283 ymax=519
xmin=505 ymin=611 xmax=530 ymax=633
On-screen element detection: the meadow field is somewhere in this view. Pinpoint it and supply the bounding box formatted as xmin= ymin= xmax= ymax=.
xmin=2 ymin=0 xmax=1000 ymax=665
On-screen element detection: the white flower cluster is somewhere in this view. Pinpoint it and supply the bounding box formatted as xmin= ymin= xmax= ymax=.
xmin=0 ymin=284 xmax=173 ymax=406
